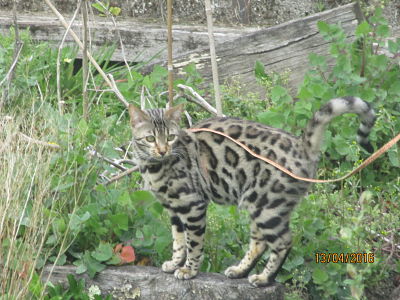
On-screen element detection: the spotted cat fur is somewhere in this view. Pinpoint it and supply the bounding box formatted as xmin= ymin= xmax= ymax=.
xmin=128 ymin=96 xmax=375 ymax=286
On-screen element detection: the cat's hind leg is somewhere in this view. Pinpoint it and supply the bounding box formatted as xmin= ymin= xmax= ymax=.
xmin=248 ymin=218 xmax=292 ymax=287
xmin=224 ymin=221 xmax=267 ymax=279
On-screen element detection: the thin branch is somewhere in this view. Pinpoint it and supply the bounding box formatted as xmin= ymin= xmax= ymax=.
xmin=18 ymin=133 xmax=61 ymax=150
xmin=87 ymin=147 xmax=128 ymax=171
xmin=104 ymin=166 xmax=139 ymax=185
xmin=44 ymin=0 xmax=129 ymax=108
xmin=177 ymin=84 xmax=225 ymax=116
xmin=0 ymin=42 xmax=23 ymax=87
xmin=1 ymin=0 xmax=22 ymax=105
xmin=167 ymin=0 xmax=174 ymax=107
xmin=82 ymin=0 xmax=89 ymax=120
xmin=204 ymin=0 xmax=222 ymax=116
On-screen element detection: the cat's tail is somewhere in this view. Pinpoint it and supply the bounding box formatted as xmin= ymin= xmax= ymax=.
xmin=303 ymin=96 xmax=376 ymax=159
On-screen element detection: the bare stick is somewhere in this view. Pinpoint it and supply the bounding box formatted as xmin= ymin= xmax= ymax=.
xmin=0 ymin=42 xmax=23 ymax=87
xmin=204 ymin=0 xmax=222 ymax=116
xmin=167 ymin=0 xmax=174 ymax=107
xmin=82 ymin=0 xmax=89 ymax=120
xmin=44 ymin=0 xmax=129 ymax=108
xmin=104 ymin=166 xmax=139 ymax=185
xmin=18 ymin=133 xmax=61 ymax=150
xmin=177 ymin=84 xmax=224 ymax=116
xmin=56 ymin=0 xmax=82 ymax=114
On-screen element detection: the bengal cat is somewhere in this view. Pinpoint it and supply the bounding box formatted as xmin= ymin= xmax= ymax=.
xmin=128 ymin=96 xmax=375 ymax=286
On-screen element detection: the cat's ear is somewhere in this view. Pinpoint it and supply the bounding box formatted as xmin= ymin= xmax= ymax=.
xmin=165 ymin=103 xmax=185 ymax=123
xmin=128 ymin=104 xmax=149 ymax=127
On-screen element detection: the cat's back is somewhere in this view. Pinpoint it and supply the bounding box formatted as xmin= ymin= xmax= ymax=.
xmin=187 ymin=117 xmax=314 ymax=205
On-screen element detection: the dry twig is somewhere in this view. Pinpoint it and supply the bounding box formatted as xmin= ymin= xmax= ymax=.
xmin=82 ymin=0 xmax=90 ymax=120
xmin=177 ymin=84 xmax=224 ymax=116
xmin=204 ymin=0 xmax=222 ymax=116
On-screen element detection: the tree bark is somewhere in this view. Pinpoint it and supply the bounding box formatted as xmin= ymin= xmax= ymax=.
xmin=41 ymin=265 xmax=285 ymax=300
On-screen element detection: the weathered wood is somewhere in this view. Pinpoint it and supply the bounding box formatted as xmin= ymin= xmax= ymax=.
xmin=41 ymin=265 xmax=284 ymax=300
xmin=169 ymin=2 xmax=363 ymax=93
xmin=0 ymin=3 xmax=362 ymax=93
xmin=0 ymin=11 xmax=256 ymax=64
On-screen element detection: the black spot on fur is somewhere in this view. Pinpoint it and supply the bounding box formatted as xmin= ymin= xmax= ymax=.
xmin=225 ymin=146 xmax=239 ymax=167
xmin=221 ymin=179 xmax=230 ymax=194
xmin=270 ymin=134 xmax=281 ymax=145
xmin=213 ymin=127 xmax=225 ymax=144
xmin=258 ymin=217 xmax=281 ymax=229
xmin=147 ymin=163 xmax=162 ymax=173
xmin=245 ymin=125 xmax=260 ymax=139
xmin=227 ymin=124 xmax=242 ymax=139
xmin=268 ymin=198 xmax=286 ymax=209
xmin=253 ymin=162 xmax=261 ymax=177
xmin=236 ymin=168 xmax=247 ymax=190
xmin=248 ymin=191 xmax=258 ymax=203
xmin=171 ymin=216 xmax=184 ymax=232
xmin=259 ymin=169 xmax=271 ymax=187
xmin=209 ymin=170 xmax=220 ymax=185
xmin=200 ymin=140 xmax=218 ymax=169
xmin=271 ymin=180 xmax=285 ymax=193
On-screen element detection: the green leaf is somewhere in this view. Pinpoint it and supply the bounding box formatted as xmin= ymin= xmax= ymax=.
xmin=91 ymin=2 xmax=106 ymax=13
xmin=388 ymin=148 xmax=400 ymax=167
xmin=387 ymin=40 xmax=399 ymax=54
xmin=257 ymin=111 xmax=284 ymax=128
xmin=376 ymin=24 xmax=389 ymax=38
xmin=312 ymin=268 xmax=329 ymax=284
xmin=109 ymin=213 xmax=129 ymax=231
xmin=270 ymin=86 xmax=291 ymax=104
xmin=254 ymin=61 xmax=267 ymax=79
xmin=131 ymin=190 xmax=156 ymax=203
xmin=91 ymin=243 xmax=113 ymax=262
xmin=355 ymin=21 xmax=371 ymax=37
xmin=317 ymin=21 xmax=330 ymax=35
xmin=309 ymin=53 xmax=327 ymax=68
xmin=109 ymin=6 xmax=121 ymax=16
xmin=83 ymin=252 xmax=106 ymax=278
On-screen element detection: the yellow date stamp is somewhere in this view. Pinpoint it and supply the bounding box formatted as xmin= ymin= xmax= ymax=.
xmin=315 ymin=253 xmax=374 ymax=264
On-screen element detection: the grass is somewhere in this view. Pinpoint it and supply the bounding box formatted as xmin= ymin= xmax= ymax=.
xmin=0 ymin=111 xmax=59 ymax=298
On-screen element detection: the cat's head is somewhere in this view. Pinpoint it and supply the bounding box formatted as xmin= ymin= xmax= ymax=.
xmin=128 ymin=104 xmax=185 ymax=161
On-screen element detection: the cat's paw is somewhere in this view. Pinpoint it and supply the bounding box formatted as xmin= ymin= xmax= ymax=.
xmin=174 ymin=267 xmax=198 ymax=280
xmin=161 ymin=260 xmax=180 ymax=273
xmin=248 ymin=273 xmax=272 ymax=287
xmin=224 ymin=265 xmax=247 ymax=279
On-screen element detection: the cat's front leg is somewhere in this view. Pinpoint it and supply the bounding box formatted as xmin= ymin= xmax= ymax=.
xmin=162 ymin=215 xmax=186 ymax=273
xmin=173 ymin=199 xmax=207 ymax=280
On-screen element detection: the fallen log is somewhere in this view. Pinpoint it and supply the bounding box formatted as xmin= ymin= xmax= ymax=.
xmin=0 ymin=3 xmax=362 ymax=93
xmin=41 ymin=265 xmax=284 ymax=300
xmin=169 ymin=2 xmax=363 ymax=93
xmin=0 ymin=11 xmax=256 ymax=64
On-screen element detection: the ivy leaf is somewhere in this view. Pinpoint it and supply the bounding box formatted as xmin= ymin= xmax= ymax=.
xmin=91 ymin=243 xmax=113 ymax=262
xmin=355 ymin=21 xmax=371 ymax=37
xmin=312 ymin=268 xmax=329 ymax=284
xmin=254 ymin=61 xmax=267 ymax=80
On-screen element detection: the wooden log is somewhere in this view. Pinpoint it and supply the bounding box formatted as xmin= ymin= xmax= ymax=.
xmin=41 ymin=265 xmax=285 ymax=300
xmin=0 ymin=11 xmax=256 ymax=64
xmin=169 ymin=2 xmax=363 ymax=93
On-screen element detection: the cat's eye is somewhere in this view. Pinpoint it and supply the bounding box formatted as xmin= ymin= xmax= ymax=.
xmin=145 ymin=135 xmax=156 ymax=143
xmin=167 ymin=134 xmax=176 ymax=142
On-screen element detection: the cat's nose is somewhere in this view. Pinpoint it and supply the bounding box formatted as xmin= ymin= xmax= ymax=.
xmin=159 ymin=150 xmax=166 ymax=156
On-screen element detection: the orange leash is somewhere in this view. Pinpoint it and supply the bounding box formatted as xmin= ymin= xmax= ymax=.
xmin=188 ymin=128 xmax=400 ymax=184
